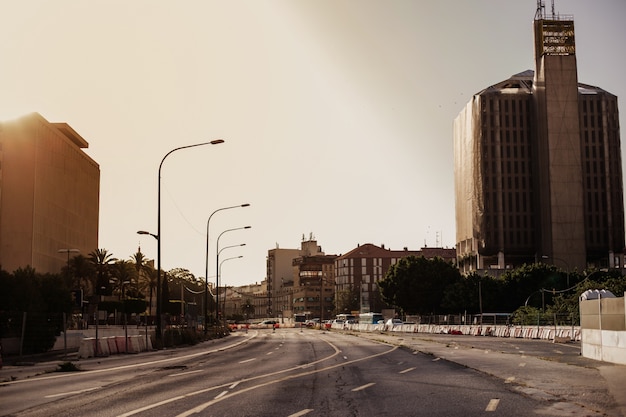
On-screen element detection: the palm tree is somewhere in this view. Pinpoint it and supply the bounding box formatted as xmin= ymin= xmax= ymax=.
xmin=109 ymin=260 xmax=134 ymax=298
xmin=69 ymin=254 xmax=96 ymax=297
xmin=89 ymin=249 xmax=117 ymax=295
xmin=130 ymin=250 xmax=154 ymax=321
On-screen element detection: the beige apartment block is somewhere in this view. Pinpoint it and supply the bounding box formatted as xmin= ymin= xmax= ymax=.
xmin=0 ymin=113 xmax=100 ymax=275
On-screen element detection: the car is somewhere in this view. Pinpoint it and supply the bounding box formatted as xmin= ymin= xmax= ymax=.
xmin=386 ymin=318 xmax=403 ymax=326
xmin=305 ymin=318 xmax=320 ymax=327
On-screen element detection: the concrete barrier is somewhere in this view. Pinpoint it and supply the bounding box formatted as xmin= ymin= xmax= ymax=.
xmin=336 ymin=322 xmax=581 ymax=341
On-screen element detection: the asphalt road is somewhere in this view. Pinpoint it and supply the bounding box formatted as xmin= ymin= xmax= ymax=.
xmin=1 ymin=328 xmax=624 ymax=417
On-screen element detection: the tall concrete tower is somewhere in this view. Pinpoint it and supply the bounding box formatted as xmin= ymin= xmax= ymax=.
xmin=532 ymin=3 xmax=586 ymax=271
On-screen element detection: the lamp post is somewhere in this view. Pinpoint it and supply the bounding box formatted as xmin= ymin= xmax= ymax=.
xmin=156 ymin=139 xmax=224 ymax=341
xmin=542 ymin=255 xmax=570 ymax=287
xmin=58 ymin=248 xmax=80 ymax=279
xmin=204 ymin=203 xmax=250 ymax=335
xmin=216 ymin=226 xmax=251 ymax=324
xmin=220 ymin=255 xmax=243 ymax=322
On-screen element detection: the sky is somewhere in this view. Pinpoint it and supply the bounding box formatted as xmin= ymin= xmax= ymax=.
xmin=1 ymin=1 xmax=625 ymax=287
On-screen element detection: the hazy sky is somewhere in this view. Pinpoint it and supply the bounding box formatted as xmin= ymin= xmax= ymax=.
xmin=1 ymin=1 xmax=625 ymax=286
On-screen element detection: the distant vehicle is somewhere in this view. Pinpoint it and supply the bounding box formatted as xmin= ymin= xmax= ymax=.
xmin=386 ymin=318 xmax=403 ymax=326
xmin=336 ymin=313 xmax=356 ymax=322
xmin=305 ymin=318 xmax=320 ymax=327
xmin=359 ymin=312 xmax=383 ymax=324
xmin=260 ymin=320 xmax=277 ymax=326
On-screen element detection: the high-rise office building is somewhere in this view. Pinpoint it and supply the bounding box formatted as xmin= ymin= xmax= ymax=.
xmin=0 ymin=113 xmax=100 ymax=274
xmin=454 ymin=6 xmax=624 ymax=274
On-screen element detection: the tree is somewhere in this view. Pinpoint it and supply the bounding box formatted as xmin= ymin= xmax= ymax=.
xmin=335 ymin=285 xmax=360 ymax=315
xmin=69 ymin=255 xmax=96 ymax=297
xmin=89 ymin=249 xmax=117 ymax=295
xmin=378 ymin=256 xmax=461 ymax=315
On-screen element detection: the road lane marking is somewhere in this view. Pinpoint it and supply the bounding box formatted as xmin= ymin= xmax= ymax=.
xmin=168 ymin=370 xmax=203 ymax=377
xmin=229 ymin=382 xmax=240 ymax=389
xmin=45 ymin=386 xmax=101 ymax=398
xmin=117 ymin=335 xmax=348 ymax=417
xmin=169 ymin=346 xmax=398 ymax=417
xmin=4 ymin=331 xmax=259 ymax=386
xmin=288 ymin=410 xmax=313 ymax=417
xmin=485 ymin=398 xmax=500 ymax=411
xmin=352 ymin=383 xmax=376 ymax=392
xmin=239 ymin=358 xmax=256 ymax=364
xmin=215 ymin=391 xmax=228 ymax=399
xmin=399 ymin=367 xmax=416 ymax=374
xmin=432 ymin=357 xmax=441 ymax=362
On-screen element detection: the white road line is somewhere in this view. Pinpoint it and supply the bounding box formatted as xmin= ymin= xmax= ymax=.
xmin=168 ymin=370 xmax=203 ymax=377
xmin=239 ymin=358 xmax=256 ymax=364
xmin=45 ymin=386 xmax=101 ymax=398
xmin=399 ymin=367 xmax=416 ymax=374
xmin=5 ymin=332 xmax=258 ymax=386
xmin=229 ymin=381 xmax=240 ymax=389
xmin=485 ymin=398 xmax=500 ymax=411
xmin=432 ymin=357 xmax=441 ymax=362
xmin=288 ymin=409 xmax=314 ymax=417
xmin=352 ymin=382 xmax=376 ymax=392
xmin=171 ymin=342 xmax=398 ymax=417
xmin=215 ymin=391 xmax=229 ymax=399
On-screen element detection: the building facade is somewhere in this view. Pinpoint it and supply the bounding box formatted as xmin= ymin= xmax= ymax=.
xmin=0 ymin=113 xmax=100 ymax=274
xmin=334 ymin=244 xmax=456 ymax=314
xmin=454 ymin=9 xmax=624 ymax=274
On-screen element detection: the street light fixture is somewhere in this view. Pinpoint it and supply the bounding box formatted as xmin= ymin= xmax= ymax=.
xmin=542 ymin=255 xmax=570 ymax=287
xmin=58 ymin=248 xmax=80 ymax=277
xmin=216 ymin=226 xmax=251 ymax=323
xmin=155 ymin=139 xmax=224 ymax=341
xmin=220 ymin=255 xmax=243 ymax=322
xmin=204 ymin=203 xmax=250 ymax=334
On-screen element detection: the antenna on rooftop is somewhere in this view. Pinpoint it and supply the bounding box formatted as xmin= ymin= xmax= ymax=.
xmin=535 ymin=0 xmax=545 ymax=19
xmin=551 ymin=0 xmax=556 ymax=18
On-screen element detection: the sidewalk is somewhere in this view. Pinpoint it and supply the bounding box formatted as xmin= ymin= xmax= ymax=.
xmin=350 ymin=330 xmax=626 ymax=417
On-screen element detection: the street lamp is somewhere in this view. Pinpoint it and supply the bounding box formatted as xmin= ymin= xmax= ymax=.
xmin=58 ymin=248 xmax=80 ymax=278
xmin=220 ymin=255 xmax=243 ymax=322
xmin=204 ymin=203 xmax=250 ymax=334
xmin=216 ymin=226 xmax=251 ymax=323
xmin=542 ymin=255 xmax=570 ymax=287
xmin=156 ymin=139 xmax=224 ymax=341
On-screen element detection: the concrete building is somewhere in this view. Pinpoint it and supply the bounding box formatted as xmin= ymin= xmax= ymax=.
xmin=265 ymin=235 xmax=337 ymax=320
xmin=334 ymin=244 xmax=456 ymax=314
xmin=454 ymin=7 xmax=624 ymax=275
xmin=0 ymin=113 xmax=100 ymax=274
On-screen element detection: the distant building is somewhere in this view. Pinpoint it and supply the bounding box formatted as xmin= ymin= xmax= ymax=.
xmin=334 ymin=243 xmax=456 ymax=314
xmin=454 ymin=8 xmax=624 ymax=274
xmin=0 ymin=113 xmax=100 ymax=274
xmin=264 ymin=235 xmax=337 ymax=320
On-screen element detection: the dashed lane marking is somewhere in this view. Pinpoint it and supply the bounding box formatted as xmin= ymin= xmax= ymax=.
xmin=485 ymin=399 xmax=500 ymax=411
xmin=352 ymin=383 xmax=376 ymax=392
xmin=288 ymin=409 xmax=314 ymax=417
xmin=168 ymin=370 xmax=203 ymax=377
xmin=45 ymin=386 xmax=101 ymax=398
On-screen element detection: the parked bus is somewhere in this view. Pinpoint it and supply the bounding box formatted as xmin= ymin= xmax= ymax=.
xmin=358 ymin=312 xmax=384 ymax=324
xmin=336 ymin=313 xmax=357 ymax=323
